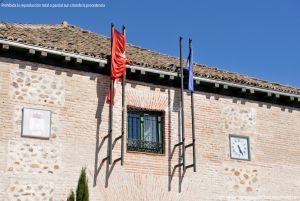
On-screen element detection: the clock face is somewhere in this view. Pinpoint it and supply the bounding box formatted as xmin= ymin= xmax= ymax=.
xmin=229 ymin=135 xmax=250 ymax=161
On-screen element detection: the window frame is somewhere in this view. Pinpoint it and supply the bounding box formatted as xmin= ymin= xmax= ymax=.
xmin=127 ymin=108 xmax=164 ymax=154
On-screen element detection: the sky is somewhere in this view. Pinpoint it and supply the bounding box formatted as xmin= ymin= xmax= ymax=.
xmin=1 ymin=0 xmax=299 ymax=88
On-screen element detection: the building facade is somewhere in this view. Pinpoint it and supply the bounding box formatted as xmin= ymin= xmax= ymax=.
xmin=0 ymin=22 xmax=300 ymax=201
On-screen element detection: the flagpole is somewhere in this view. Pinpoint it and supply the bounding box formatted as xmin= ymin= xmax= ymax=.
xmin=190 ymin=38 xmax=196 ymax=172
xmin=109 ymin=22 xmax=114 ymax=165
xmin=180 ymin=36 xmax=186 ymax=171
xmin=121 ymin=25 xmax=126 ymax=166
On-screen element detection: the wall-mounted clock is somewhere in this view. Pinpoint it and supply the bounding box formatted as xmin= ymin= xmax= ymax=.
xmin=229 ymin=135 xmax=250 ymax=161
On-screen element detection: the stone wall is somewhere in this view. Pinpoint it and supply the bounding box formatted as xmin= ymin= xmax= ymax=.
xmin=0 ymin=57 xmax=300 ymax=201
xmin=8 ymin=181 xmax=54 ymax=201
xmin=7 ymin=140 xmax=60 ymax=175
xmin=10 ymin=69 xmax=64 ymax=106
xmin=221 ymin=106 xmax=256 ymax=132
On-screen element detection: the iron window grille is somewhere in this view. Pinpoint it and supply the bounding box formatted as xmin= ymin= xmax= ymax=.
xmin=127 ymin=110 xmax=163 ymax=154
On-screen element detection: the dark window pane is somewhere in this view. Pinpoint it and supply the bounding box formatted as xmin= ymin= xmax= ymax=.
xmin=128 ymin=112 xmax=140 ymax=140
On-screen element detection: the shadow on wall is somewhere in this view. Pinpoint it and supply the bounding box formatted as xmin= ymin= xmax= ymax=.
xmin=229 ymin=96 xmax=300 ymax=113
xmin=168 ymin=88 xmax=186 ymax=193
xmin=93 ymin=76 xmax=123 ymax=188
xmin=93 ymin=77 xmax=107 ymax=187
xmin=92 ymin=80 xmax=188 ymax=192
xmin=205 ymin=92 xmax=300 ymax=113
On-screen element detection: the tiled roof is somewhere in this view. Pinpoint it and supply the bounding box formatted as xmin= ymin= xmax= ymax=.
xmin=0 ymin=22 xmax=299 ymax=94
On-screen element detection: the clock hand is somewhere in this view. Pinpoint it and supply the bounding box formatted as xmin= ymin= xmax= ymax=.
xmin=237 ymin=145 xmax=243 ymax=155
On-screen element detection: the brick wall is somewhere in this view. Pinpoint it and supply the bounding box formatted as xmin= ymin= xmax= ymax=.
xmin=0 ymin=57 xmax=299 ymax=201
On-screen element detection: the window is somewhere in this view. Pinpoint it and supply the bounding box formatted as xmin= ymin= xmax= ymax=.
xmin=127 ymin=110 xmax=163 ymax=154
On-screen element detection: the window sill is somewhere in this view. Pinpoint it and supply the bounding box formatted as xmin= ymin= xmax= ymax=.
xmin=126 ymin=150 xmax=165 ymax=156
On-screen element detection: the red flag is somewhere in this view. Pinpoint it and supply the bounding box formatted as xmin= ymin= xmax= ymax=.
xmin=106 ymin=79 xmax=118 ymax=104
xmin=106 ymin=27 xmax=131 ymax=104
xmin=111 ymin=28 xmax=130 ymax=79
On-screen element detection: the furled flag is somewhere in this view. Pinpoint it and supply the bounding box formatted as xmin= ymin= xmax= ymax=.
xmin=106 ymin=27 xmax=131 ymax=104
xmin=185 ymin=41 xmax=194 ymax=92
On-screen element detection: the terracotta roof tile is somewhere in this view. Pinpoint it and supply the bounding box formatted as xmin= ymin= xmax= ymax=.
xmin=0 ymin=22 xmax=299 ymax=94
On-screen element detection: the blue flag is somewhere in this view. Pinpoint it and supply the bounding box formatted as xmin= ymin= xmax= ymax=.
xmin=185 ymin=43 xmax=194 ymax=92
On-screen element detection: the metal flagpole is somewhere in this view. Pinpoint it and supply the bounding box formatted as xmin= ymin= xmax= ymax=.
xmin=180 ymin=36 xmax=186 ymax=171
xmin=109 ymin=23 xmax=114 ymax=165
xmin=190 ymin=37 xmax=196 ymax=172
xmin=121 ymin=25 xmax=126 ymax=166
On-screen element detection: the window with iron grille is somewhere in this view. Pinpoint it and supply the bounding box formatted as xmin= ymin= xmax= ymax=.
xmin=127 ymin=110 xmax=163 ymax=154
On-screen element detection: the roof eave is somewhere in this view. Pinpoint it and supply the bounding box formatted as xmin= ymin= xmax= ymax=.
xmin=1 ymin=38 xmax=300 ymax=100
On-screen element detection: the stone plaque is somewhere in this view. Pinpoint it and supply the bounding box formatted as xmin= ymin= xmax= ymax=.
xmin=22 ymin=108 xmax=51 ymax=138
